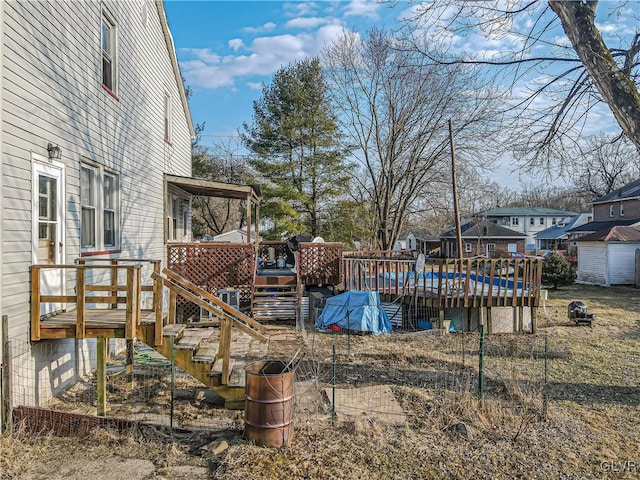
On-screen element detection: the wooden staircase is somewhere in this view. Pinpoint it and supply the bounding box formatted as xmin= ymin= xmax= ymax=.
xmin=151 ymin=269 xmax=269 ymax=409
xmin=252 ymin=274 xmax=299 ymax=322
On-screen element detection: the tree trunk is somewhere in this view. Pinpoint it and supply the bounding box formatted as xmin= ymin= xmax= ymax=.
xmin=549 ymin=0 xmax=640 ymax=152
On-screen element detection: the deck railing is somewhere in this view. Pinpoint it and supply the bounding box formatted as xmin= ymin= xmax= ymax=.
xmin=343 ymin=256 xmax=542 ymax=308
xmin=30 ymin=259 xmax=162 ymax=342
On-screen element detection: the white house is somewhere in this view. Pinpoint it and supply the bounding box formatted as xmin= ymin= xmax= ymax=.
xmin=576 ymin=226 xmax=640 ymax=286
xmin=476 ymin=207 xmax=578 ymax=249
xmin=0 ymin=0 xmax=194 ymax=425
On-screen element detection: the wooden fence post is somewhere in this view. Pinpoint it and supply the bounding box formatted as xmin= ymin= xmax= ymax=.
xmin=1 ymin=315 xmax=12 ymax=432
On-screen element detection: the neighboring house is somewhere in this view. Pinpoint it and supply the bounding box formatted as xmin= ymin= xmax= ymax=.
xmin=568 ymin=179 xmax=640 ymax=240
xmin=0 ymin=1 xmax=194 ymax=422
xmin=405 ymin=229 xmax=441 ymax=255
xmin=214 ymin=228 xmax=260 ymax=244
xmin=575 ymin=226 xmax=640 ymax=286
xmin=441 ymin=220 xmax=526 ymax=258
xmin=476 ymin=207 xmax=578 ymax=249
xmin=535 ymin=213 xmax=592 ymax=250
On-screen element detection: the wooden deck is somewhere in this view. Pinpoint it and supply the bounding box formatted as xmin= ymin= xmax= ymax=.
xmin=37 ymin=309 xmax=159 ymax=341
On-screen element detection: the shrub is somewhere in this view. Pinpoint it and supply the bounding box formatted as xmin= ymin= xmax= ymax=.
xmin=542 ymin=253 xmax=576 ymax=288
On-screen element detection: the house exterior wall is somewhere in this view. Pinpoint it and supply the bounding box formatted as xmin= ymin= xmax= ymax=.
xmin=441 ymin=238 xmax=524 ymax=258
xmin=484 ymin=215 xmax=572 ymax=247
xmin=593 ymin=199 xmax=640 ymax=222
xmin=577 ymin=243 xmax=608 ymax=286
xmin=1 ymin=0 xmax=191 ymax=409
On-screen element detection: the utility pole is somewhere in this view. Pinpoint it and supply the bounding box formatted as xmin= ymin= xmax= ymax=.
xmin=449 ymin=119 xmax=463 ymax=262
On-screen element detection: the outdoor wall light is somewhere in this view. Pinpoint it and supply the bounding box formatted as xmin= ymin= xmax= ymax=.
xmin=47 ymin=143 xmax=62 ymax=160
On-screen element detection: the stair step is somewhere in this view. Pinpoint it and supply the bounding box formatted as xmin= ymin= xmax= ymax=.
xmin=192 ymin=341 xmax=220 ymax=363
xmin=175 ymin=328 xmax=215 ymax=350
xmin=210 ymin=357 xmax=236 ymax=377
xmin=163 ymin=323 xmax=185 ymax=338
xmin=228 ymin=358 xmax=247 ymax=387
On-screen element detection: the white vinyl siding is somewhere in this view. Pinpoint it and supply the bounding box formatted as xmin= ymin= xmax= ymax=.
xmin=577 ymin=243 xmax=608 ymax=286
xmin=0 ymin=0 xmax=192 ymax=401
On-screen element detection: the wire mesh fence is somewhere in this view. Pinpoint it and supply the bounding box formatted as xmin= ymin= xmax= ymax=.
xmin=7 ymin=325 xmax=565 ymax=438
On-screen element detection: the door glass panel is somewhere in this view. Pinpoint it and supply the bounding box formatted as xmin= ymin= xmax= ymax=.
xmin=37 ymin=175 xmax=58 ymax=263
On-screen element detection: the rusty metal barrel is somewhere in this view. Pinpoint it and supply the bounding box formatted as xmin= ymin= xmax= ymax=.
xmin=244 ymin=360 xmax=294 ymax=447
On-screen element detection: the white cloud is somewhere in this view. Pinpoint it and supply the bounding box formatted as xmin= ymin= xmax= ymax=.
xmin=344 ymin=0 xmax=380 ymax=19
xmin=286 ymin=17 xmax=327 ymax=29
xmin=228 ymin=38 xmax=244 ymax=51
xmin=284 ymin=2 xmax=319 ymax=17
xmin=243 ymin=22 xmax=277 ymax=34
xmin=247 ymin=82 xmax=263 ymax=90
xmin=180 ymin=26 xmax=352 ymax=91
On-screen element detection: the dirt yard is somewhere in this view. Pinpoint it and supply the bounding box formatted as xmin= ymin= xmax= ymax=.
xmin=2 ymin=284 xmax=640 ymax=479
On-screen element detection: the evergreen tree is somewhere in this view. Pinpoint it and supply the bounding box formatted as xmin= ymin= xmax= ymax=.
xmin=241 ymin=58 xmax=350 ymax=239
xmin=542 ymin=254 xmax=576 ymax=289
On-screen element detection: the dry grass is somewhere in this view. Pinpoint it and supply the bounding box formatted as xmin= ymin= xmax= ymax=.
xmin=2 ymin=284 xmax=640 ymax=479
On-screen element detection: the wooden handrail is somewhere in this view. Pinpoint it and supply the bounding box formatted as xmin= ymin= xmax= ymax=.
xmin=30 ymin=263 xmax=147 ymax=342
xmin=152 ymin=270 xmax=268 ymax=386
xmin=342 ymin=257 xmax=542 ymax=308
xmin=162 ymin=268 xmax=266 ymax=334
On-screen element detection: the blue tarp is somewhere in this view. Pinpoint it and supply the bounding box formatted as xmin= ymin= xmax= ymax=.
xmin=316 ymin=291 xmax=392 ymax=335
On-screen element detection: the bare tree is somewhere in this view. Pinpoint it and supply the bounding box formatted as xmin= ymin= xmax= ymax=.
xmin=570 ymin=135 xmax=639 ymax=199
xmin=398 ymin=1 xmax=640 ymax=167
xmin=191 ymin=139 xmax=251 ymax=238
xmin=323 ymin=28 xmax=502 ymax=250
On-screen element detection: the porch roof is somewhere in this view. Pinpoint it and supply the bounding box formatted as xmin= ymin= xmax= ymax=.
xmin=165 ymin=174 xmax=261 ymax=203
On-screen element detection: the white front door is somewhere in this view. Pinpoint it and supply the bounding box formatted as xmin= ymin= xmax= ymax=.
xmin=32 ymin=159 xmax=65 ymax=315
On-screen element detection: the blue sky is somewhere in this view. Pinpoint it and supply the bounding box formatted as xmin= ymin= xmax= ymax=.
xmin=164 ymin=1 xmax=638 ymax=183
xmin=165 ymin=1 xmax=399 ymax=151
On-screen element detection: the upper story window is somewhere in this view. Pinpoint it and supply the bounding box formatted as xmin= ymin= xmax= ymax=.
xmin=465 ymin=243 xmax=472 ymax=253
xmin=511 ymin=217 xmax=519 ymax=226
xmin=620 ymin=203 xmax=625 ymax=216
xmin=552 ymin=218 xmax=556 ymax=225
xmin=609 ymin=205 xmax=614 ymax=217
xmin=102 ymin=13 xmax=117 ymax=93
xmin=164 ymin=92 xmax=172 ymax=143
xmin=81 ymin=161 xmax=120 ymax=253
xmin=529 ymin=218 xmax=535 ymax=226
xmin=539 ymin=217 xmax=544 ymax=225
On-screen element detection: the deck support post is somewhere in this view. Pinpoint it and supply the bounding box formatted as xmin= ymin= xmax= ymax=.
xmin=531 ymin=307 xmax=538 ymax=334
xmin=97 ymin=336 xmax=107 ymax=416
xmin=518 ymin=306 xmax=524 ymax=333
xmin=126 ymin=339 xmax=134 ymax=393
xmin=486 ymin=307 xmax=493 ymax=335
xmin=438 ymin=309 xmax=444 ymax=330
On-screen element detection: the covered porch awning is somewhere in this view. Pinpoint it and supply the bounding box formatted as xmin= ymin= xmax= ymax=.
xmin=164 ymin=174 xmax=262 ymax=245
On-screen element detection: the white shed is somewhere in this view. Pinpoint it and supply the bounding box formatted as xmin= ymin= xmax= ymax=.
xmin=576 ymin=226 xmax=640 ymax=287
xmin=214 ymin=228 xmax=259 ymax=244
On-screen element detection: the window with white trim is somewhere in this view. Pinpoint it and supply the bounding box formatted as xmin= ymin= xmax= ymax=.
xmin=164 ymin=92 xmax=172 ymax=143
xmin=539 ymin=217 xmax=544 ymax=226
xmin=609 ymin=205 xmax=614 ymax=217
xmin=620 ymin=203 xmax=624 ymax=216
xmin=101 ymin=12 xmax=117 ymax=92
xmin=465 ymin=243 xmax=472 ymax=253
xmin=81 ymin=161 xmax=120 ymax=252
xmin=511 ymin=217 xmax=519 ymax=226
xmin=529 ymin=218 xmax=534 ymax=226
